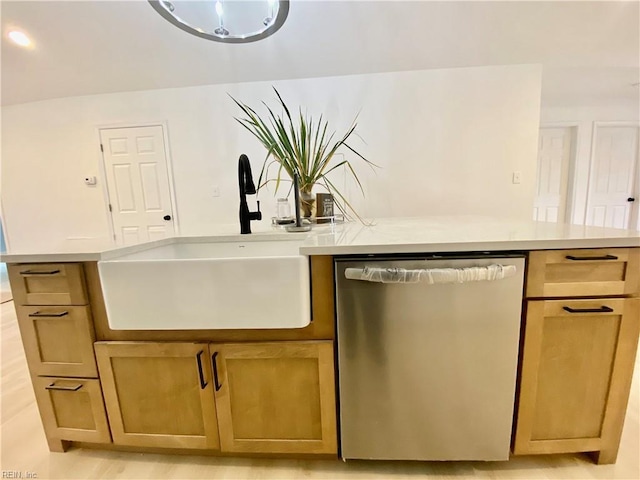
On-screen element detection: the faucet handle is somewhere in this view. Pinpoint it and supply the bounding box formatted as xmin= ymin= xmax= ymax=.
xmin=250 ymin=201 xmax=262 ymax=221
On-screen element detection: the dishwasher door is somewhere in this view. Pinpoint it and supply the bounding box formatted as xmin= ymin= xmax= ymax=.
xmin=335 ymin=255 xmax=525 ymax=461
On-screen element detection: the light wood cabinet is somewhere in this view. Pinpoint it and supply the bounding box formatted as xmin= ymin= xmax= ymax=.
xmin=514 ymin=297 xmax=640 ymax=463
xmin=8 ymin=263 xmax=88 ymax=305
xmin=8 ymin=261 xmax=107 ymax=451
xmin=16 ymin=305 xmax=97 ymax=377
xmin=33 ymin=377 xmax=111 ymax=444
xmin=526 ymin=248 xmax=639 ymax=298
xmin=516 ymin=247 xmax=640 ymax=464
xmin=95 ymin=340 xmax=337 ymax=454
xmin=211 ymin=341 xmax=337 ymax=454
xmin=95 ymin=342 xmax=220 ymax=450
xmin=10 ymin=258 xmax=338 ymax=457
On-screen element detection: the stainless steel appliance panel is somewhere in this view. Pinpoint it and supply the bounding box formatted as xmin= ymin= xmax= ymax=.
xmin=336 ymin=256 xmax=525 ymax=461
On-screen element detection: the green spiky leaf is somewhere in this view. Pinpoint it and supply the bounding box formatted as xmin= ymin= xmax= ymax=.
xmin=229 ymin=88 xmax=378 ymax=220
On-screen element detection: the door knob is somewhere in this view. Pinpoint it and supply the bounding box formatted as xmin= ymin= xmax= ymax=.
xmin=163 ymin=215 xmax=172 ymax=221
xmin=628 ymin=197 xmax=636 ymax=202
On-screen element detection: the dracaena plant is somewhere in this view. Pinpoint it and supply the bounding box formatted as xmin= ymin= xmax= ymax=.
xmin=230 ymin=87 xmax=376 ymax=220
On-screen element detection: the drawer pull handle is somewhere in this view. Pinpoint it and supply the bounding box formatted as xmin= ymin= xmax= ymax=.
xmin=565 ymin=255 xmax=618 ymax=261
xmin=28 ymin=311 xmax=69 ymax=318
xmin=45 ymin=382 xmax=82 ymax=391
xmin=563 ymin=305 xmax=614 ymax=314
xmin=19 ymin=269 xmax=61 ymax=275
xmin=211 ymin=352 xmax=222 ymax=392
xmin=196 ymin=350 xmax=208 ymax=390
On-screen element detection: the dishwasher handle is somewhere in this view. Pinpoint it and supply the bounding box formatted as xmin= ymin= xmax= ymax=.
xmin=344 ymin=264 xmax=518 ymax=284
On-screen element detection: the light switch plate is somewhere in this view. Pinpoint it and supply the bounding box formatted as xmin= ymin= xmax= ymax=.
xmin=512 ymin=171 xmax=522 ymax=184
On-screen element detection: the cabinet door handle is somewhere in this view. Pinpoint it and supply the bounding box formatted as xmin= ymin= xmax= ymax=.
xmin=46 ymin=382 xmax=82 ymax=391
xmin=211 ymin=352 xmax=222 ymax=392
xmin=28 ymin=311 xmax=69 ymax=318
xmin=196 ymin=350 xmax=208 ymax=390
xmin=565 ymin=255 xmax=618 ymax=261
xmin=563 ymin=305 xmax=614 ymax=314
xmin=19 ymin=269 xmax=61 ymax=275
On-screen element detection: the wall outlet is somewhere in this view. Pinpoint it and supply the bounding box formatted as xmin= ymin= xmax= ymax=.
xmin=512 ymin=171 xmax=522 ymax=184
xmin=212 ymin=185 xmax=220 ymax=197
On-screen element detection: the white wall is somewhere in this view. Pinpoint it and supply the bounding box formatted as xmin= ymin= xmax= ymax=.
xmin=1 ymin=64 xmax=542 ymax=249
xmin=540 ymin=104 xmax=639 ymax=225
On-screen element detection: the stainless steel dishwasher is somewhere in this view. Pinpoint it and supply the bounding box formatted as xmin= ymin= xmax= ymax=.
xmin=335 ymin=253 xmax=525 ymax=461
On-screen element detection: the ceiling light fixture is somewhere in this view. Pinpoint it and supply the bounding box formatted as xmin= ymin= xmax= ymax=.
xmin=264 ymin=0 xmax=276 ymax=26
xmin=161 ymin=0 xmax=175 ymax=12
xmin=213 ymin=1 xmax=229 ymax=36
xmin=8 ymin=30 xmax=31 ymax=47
xmin=148 ymin=0 xmax=289 ymax=44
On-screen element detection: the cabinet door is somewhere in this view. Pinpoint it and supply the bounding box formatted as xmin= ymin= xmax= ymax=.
xmin=211 ymin=341 xmax=337 ymax=454
xmin=95 ymin=342 xmax=220 ymax=449
xmin=514 ymin=298 xmax=640 ymax=463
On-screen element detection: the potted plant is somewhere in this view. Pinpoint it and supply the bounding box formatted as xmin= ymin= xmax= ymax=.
xmin=230 ymin=88 xmax=376 ymax=219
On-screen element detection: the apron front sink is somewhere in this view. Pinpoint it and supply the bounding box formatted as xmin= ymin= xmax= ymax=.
xmin=98 ymin=238 xmax=310 ymax=330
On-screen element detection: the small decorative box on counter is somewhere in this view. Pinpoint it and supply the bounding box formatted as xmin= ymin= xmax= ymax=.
xmin=316 ymin=193 xmax=334 ymax=224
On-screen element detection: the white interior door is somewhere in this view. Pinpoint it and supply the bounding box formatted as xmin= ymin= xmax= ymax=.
xmin=100 ymin=126 xmax=176 ymax=245
xmin=586 ymin=125 xmax=639 ymax=230
xmin=533 ymin=127 xmax=573 ymax=223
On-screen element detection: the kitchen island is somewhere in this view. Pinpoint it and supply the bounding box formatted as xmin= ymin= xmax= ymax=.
xmin=3 ymin=217 xmax=639 ymax=465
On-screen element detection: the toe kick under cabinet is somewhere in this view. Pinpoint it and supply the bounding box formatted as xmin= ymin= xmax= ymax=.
xmin=514 ymin=248 xmax=640 ymax=464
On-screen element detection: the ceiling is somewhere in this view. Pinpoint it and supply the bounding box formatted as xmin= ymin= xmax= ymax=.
xmin=1 ymin=0 xmax=639 ymax=107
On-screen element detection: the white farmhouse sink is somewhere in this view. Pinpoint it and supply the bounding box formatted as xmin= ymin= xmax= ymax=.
xmin=98 ymin=238 xmax=310 ymax=330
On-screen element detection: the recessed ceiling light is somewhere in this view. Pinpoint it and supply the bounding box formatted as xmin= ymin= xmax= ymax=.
xmin=8 ymin=30 xmax=31 ymax=47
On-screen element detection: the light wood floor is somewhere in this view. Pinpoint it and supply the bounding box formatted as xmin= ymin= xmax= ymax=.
xmin=0 ymin=263 xmax=12 ymax=304
xmin=1 ymin=299 xmax=638 ymax=480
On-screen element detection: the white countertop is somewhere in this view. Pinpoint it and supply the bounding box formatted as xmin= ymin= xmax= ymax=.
xmin=0 ymin=238 xmax=171 ymax=263
xmin=299 ymin=216 xmax=640 ymax=255
xmin=2 ymin=216 xmax=639 ymax=263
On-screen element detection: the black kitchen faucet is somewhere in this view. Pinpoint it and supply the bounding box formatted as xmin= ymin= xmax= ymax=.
xmin=238 ymin=154 xmax=262 ymax=234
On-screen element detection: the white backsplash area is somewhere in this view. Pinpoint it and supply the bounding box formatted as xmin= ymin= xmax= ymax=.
xmin=1 ymin=64 xmax=541 ymax=250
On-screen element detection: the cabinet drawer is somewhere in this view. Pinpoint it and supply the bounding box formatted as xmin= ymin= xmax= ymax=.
xmin=8 ymin=263 xmax=88 ymax=305
xmin=526 ymin=248 xmax=639 ymax=298
xmin=33 ymin=377 xmax=111 ymax=444
xmin=17 ymin=305 xmax=97 ymax=377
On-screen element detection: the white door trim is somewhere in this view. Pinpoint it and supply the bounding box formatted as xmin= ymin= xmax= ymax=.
xmin=538 ymin=122 xmax=580 ymax=224
xmin=585 ymin=121 xmax=640 ymax=228
xmin=95 ymin=121 xmax=180 ymax=243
